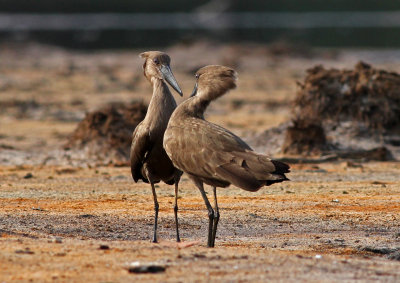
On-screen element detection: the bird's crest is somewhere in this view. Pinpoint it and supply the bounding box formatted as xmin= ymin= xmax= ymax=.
xmin=194 ymin=65 xmax=237 ymax=101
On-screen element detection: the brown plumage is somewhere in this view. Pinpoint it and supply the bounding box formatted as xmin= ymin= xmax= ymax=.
xmin=130 ymin=51 xmax=183 ymax=243
xmin=163 ymin=65 xmax=290 ymax=247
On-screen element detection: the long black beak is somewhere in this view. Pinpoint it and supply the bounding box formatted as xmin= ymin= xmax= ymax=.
xmin=190 ymin=82 xmax=198 ymax=97
xmin=160 ymin=65 xmax=183 ymax=96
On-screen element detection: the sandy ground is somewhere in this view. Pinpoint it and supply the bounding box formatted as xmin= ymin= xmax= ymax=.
xmin=1 ymin=163 xmax=400 ymax=282
xmin=1 ymin=42 xmax=400 ymax=282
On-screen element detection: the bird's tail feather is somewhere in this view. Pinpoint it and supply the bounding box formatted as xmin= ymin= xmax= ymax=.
xmin=215 ymin=151 xmax=290 ymax=191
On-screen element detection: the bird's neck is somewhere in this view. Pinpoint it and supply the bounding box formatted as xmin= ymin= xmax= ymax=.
xmin=144 ymin=78 xmax=176 ymax=126
xmin=181 ymin=95 xmax=210 ymax=119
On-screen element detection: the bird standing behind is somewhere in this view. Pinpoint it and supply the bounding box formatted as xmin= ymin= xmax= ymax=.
xmin=163 ymin=65 xmax=290 ymax=247
xmin=130 ymin=51 xmax=183 ymax=243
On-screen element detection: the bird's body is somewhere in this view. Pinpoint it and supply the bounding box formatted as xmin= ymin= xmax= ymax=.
xmin=131 ymin=78 xmax=178 ymax=185
xmin=165 ymin=115 xmax=288 ymax=191
xmin=130 ymin=51 xmax=183 ymax=243
xmin=164 ymin=65 xmax=290 ymax=247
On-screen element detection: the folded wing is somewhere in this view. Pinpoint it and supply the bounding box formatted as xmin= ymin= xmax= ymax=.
xmin=164 ymin=119 xmax=289 ymax=192
xmin=130 ymin=122 xmax=152 ymax=183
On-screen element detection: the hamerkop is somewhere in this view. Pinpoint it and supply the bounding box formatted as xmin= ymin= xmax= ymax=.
xmin=163 ymin=65 xmax=290 ymax=247
xmin=130 ymin=51 xmax=183 ymax=243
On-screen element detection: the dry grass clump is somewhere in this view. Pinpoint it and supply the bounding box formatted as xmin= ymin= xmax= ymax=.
xmin=64 ymin=101 xmax=146 ymax=164
xmin=282 ymin=119 xmax=327 ymax=155
xmin=283 ymin=62 xmax=400 ymax=156
xmin=294 ymin=62 xmax=400 ymax=131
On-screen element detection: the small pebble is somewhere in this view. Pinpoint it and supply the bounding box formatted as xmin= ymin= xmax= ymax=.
xmin=99 ymin=245 xmax=110 ymax=250
xmin=79 ymin=214 xmax=95 ymax=218
xmin=111 ymin=175 xmax=127 ymax=181
xmin=32 ymin=207 xmax=45 ymax=211
xmin=15 ymin=248 xmax=34 ymax=254
xmin=315 ymin=254 xmax=322 ymax=259
xmin=332 ymin=199 xmax=339 ymax=203
xmin=49 ymin=237 xmax=62 ymax=243
xmin=249 ymin=213 xmax=261 ymax=218
xmin=23 ymin=173 xmax=33 ymax=179
xmin=128 ymin=265 xmax=166 ymax=274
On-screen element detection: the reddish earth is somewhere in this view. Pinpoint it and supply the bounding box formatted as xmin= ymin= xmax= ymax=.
xmin=1 ymin=162 xmax=400 ymax=282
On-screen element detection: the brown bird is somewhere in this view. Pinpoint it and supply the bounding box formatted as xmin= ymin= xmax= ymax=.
xmin=130 ymin=51 xmax=183 ymax=243
xmin=163 ymin=65 xmax=290 ymax=247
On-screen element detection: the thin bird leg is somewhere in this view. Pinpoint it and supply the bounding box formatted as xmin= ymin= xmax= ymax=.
xmin=149 ymin=180 xmax=159 ymax=243
xmin=173 ymin=175 xmax=181 ymax=242
xmin=211 ymin=186 xmax=220 ymax=247
xmin=195 ymin=181 xmax=214 ymax=247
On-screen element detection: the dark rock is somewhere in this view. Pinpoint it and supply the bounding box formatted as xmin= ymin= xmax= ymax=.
xmin=15 ymin=248 xmax=34 ymax=254
xmin=99 ymin=245 xmax=110 ymax=250
xmin=388 ymin=251 xmax=400 ymax=261
xmin=0 ymin=143 xmax=15 ymax=150
xmin=193 ymin=253 xmax=206 ymax=258
xmin=78 ymin=214 xmax=95 ymax=218
xmin=128 ymin=265 xmax=166 ymax=274
xmin=362 ymin=246 xmax=396 ymax=255
xmin=23 ymin=172 xmax=33 ymax=179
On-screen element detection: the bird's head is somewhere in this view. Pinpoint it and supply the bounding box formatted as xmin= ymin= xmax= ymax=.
xmin=191 ymin=65 xmax=237 ymax=101
xmin=140 ymin=51 xmax=183 ymax=96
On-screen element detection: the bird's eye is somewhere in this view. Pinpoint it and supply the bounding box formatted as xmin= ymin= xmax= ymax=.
xmin=153 ymin=58 xmax=160 ymax=65
xmin=195 ymin=74 xmax=200 ymax=79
